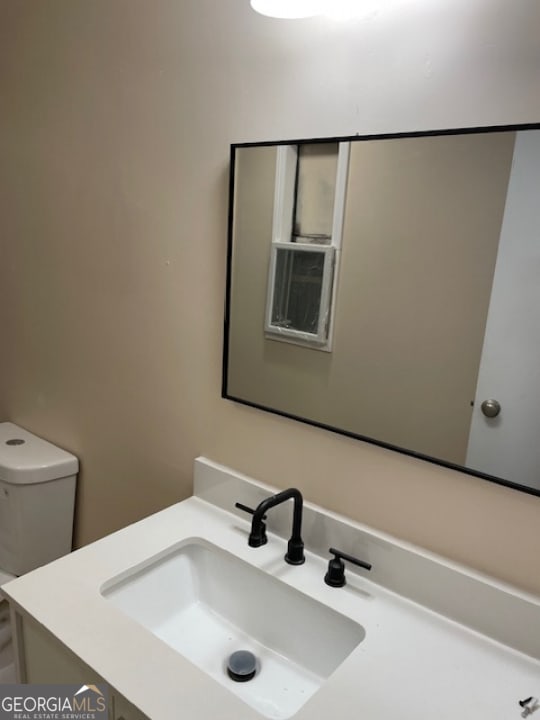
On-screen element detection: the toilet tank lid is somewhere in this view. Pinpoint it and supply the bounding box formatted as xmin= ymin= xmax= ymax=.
xmin=0 ymin=423 xmax=79 ymax=485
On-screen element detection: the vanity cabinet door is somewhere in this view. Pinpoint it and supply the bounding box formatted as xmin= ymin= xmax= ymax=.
xmin=17 ymin=611 xmax=148 ymax=720
xmin=19 ymin=612 xmax=101 ymax=685
xmin=112 ymin=691 xmax=149 ymax=720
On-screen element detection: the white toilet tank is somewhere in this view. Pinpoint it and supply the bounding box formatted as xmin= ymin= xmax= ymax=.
xmin=0 ymin=422 xmax=78 ymax=576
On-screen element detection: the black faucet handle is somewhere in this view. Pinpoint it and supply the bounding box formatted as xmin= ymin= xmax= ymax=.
xmin=324 ymin=547 xmax=372 ymax=587
xmin=235 ymin=502 xmax=268 ymax=546
xmin=234 ymin=502 xmax=267 ymax=520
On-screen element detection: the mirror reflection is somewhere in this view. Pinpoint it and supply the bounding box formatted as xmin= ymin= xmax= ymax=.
xmin=224 ymin=126 xmax=540 ymax=496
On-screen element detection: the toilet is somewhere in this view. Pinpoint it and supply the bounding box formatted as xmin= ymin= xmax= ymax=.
xmin=0 ymin=422 xmax=78 ymax=683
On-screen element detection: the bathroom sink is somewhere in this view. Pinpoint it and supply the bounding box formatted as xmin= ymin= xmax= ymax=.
xmin=101 ymin=539 xmax=365 ymax=719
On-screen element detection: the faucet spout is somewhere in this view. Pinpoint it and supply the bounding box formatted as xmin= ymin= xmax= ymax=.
xmin=249 ymin=488 xmax=305 ymax=565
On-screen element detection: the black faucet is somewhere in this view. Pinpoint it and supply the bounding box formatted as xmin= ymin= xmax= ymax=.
xmin=236 ymin=488 xmax=305 ymax=565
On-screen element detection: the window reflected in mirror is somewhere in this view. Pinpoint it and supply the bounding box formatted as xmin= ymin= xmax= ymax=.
xmin=271 ymin=247 xmax=327 ymax=333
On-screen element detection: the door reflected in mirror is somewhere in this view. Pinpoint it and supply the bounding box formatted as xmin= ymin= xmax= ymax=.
xmin=223 ymin=125 xmax=540 ymax=496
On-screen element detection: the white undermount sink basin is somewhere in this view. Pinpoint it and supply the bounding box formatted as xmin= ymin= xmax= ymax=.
xmin=101 ymin=538 xmax=365 ymax=719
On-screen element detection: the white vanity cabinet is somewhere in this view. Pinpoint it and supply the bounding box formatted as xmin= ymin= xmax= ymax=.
xmin=2 ymin=459 xmax=539 ymax=720
xmin=13 ymin=610 xmax=147 ymax=720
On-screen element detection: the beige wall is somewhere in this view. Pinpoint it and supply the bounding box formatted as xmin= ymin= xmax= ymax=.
xmin=228 ymin=134 xmax=514 ymax=465
xmin=1 ymin=0 xmax=540 ymax=595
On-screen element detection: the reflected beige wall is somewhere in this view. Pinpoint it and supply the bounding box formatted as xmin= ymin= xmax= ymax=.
xmin=1 ymin=0 xmax=540 ymax=596
xmin=228 ymin=134 xmax=514 ymax=464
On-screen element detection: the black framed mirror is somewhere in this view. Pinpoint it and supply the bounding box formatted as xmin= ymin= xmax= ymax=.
xmin=223 ymin=123 xmax=540 ymax=497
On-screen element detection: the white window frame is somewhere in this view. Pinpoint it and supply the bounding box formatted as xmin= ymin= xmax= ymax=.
xmin=264 ymin=141 xmax=350 ymax=351
xmin=265 ymin=242 xmax=335 ymax=346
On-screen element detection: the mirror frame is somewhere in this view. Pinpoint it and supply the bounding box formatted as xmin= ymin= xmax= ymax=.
xmin=223 ymin=122 xmax=540 ymax=499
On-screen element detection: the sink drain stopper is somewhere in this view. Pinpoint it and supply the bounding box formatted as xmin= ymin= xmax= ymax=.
xmin=227 ymin=650 xmax=257 ymax=682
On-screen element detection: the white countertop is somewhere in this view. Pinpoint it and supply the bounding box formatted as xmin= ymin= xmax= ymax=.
xmin=3 ymin=461 xmax=540 ymax=720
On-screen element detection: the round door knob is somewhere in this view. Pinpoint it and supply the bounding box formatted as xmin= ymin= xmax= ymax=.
xmin=481 ymin=399 xmax=501 ymax=418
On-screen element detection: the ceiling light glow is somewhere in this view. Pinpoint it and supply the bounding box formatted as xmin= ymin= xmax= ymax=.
xmin=250 ymin=0 xmax=324 ymax=19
